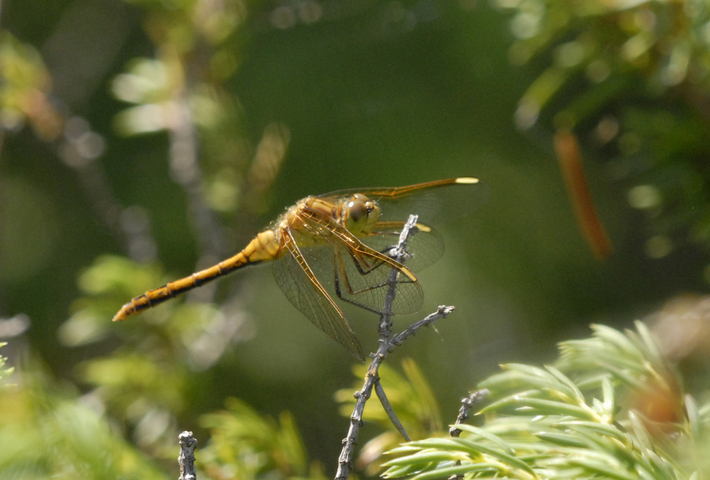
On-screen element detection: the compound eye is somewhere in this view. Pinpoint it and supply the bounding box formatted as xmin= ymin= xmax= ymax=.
xmin=347 ymin=200 xmax=368 ymax=223
xmin=344 ymin=194 xmax=378 ymax=235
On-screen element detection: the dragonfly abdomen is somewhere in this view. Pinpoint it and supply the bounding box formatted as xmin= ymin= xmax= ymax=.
xmin=112 ymin=230 xmax=281 ymax=322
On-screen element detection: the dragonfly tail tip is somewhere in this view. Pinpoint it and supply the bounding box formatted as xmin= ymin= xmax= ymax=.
xmin=112 ymin=307 xmax=129 ymax=322
xmin=455 ymin=177 xmax=479 ymax=184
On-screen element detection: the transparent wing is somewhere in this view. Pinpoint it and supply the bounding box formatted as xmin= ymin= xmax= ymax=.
xmin=318 ymin=177 xmax=489 ymax=227
xmin=360 ymin=220 xmax=445 ymax=273
xmin=272 ymin=231 xmax=364 ymax=361
xmin=294 ymin=213 xmax=424 ymax=316
xmin=330 ymin=240 xmax=424 ymax=316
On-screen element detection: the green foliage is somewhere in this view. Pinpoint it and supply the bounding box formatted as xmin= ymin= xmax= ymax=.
xmin=338 ymin=358 xmax=444 ymax=436
xmin=498 ymin=0 xmax=710 ymax=262
xmin=6 ymin=0 xmax=710 ymax=477
xmin=0 ymin=366 xmax=168 ymax=480
xmin=0 ymin=344 xmax=324 ymax=480
xmin=198 ymin=397 xmax=323 ymax=480
xmin=497 ymin=0 xmax=710 ymax=127
xmin=58 ymin=255 xmax=251 ymax=451
xmin=336 ymin=358 xmax=445 ymax=475
xmin=382 ymin=322 xmax=707 ymax=479
xmin=61 ymin=255 xmax=221 ymax=351
xmin=0 ymin=32 xmax=62 ymax=140
xmin=109 ymin=0 xmax=277 ymax=218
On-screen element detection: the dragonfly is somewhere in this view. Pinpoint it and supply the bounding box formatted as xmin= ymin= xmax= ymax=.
xmin=113 ymin=177 xmax=486 ymax=361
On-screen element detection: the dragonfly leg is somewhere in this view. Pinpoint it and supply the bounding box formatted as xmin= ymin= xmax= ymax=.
xmin=344 ymin=248 xmax=388 ymax=276
xmin=333 ymin=250 xmax=385 ymax=314
xmin=332 ymin=248 xmax=416 ymax=315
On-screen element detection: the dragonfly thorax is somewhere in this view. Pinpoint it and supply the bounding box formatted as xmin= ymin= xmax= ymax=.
xmin=341 ymin=193 xmax=380 ymax=237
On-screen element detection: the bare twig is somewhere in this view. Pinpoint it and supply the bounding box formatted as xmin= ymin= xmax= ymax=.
xmin=390 ymin=305 xmax=455 ymax=348
xmin=449 ymin=389 xmax=489 ymax=437
xmin=335 ymin=214 xmax=455 ymax=480
xmin=447 ymin=390 xmax=489 ymax=480
xmin=178 ymin=431 xmax=197 ymax=480
xmin=374 ymin=380 xmax=411 ymax=442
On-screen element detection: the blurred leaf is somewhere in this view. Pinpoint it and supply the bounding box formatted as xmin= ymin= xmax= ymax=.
xmin=198 ymin=397 xmax=313 ymax=480
xmin=59 ymin=256 xmax=169 ymax=347
xmin=500 ymin=0 xmax=710 ymax=263
xmin=62 ymin=254 xmax=252 ymax=451
xmin=79 ymin=354 xmax=188 ymax=414
xmin=383 ymin=323 xmax=704 ymax=480
xmin=0 ymin=32 xmax=63 ymax=139
xmin=0 ymin=367 xmax=167 ymax=479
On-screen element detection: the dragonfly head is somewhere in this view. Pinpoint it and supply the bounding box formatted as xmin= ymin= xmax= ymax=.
xmin=343 ymin=193 xmax=380 ymax=236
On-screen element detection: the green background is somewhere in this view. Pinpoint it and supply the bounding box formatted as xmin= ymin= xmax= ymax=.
xmin=2 ymin=0 xmax=706 ymax=471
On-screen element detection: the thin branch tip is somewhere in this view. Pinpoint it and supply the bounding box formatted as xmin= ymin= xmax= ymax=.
xmin=178 ymin=431 xmax=198 ymax=480
xmin=438 ymin=305 xmax=455 ymax=315
xmin=447 ymin=390 xmax=489 ymax=479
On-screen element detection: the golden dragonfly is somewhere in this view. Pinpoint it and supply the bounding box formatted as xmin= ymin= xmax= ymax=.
xmin=113 ymin=177 xmax=486 ymax=361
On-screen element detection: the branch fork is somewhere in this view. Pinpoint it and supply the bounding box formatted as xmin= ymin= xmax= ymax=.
xmin=335 ymin=214 xmax=456 ymax=480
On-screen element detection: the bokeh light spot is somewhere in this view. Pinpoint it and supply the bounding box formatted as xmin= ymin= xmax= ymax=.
xmin=645 ymin=235 xmax=672 ymax=258
xmin=628 ymin=185 xmax=661 ymax=210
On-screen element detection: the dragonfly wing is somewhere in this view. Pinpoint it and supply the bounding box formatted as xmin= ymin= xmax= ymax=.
xmin=331 ymin=239 xmax=424 ymax=316
xmin=360 ymin=220 xmax=445 ymax=273
xmin=295 ymin=213 xmax=425 ymax=316
xmin=273 ymin=231 xmax=365 ymax=361
xmin=318 ymin=177 xmax=488 ymax=227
